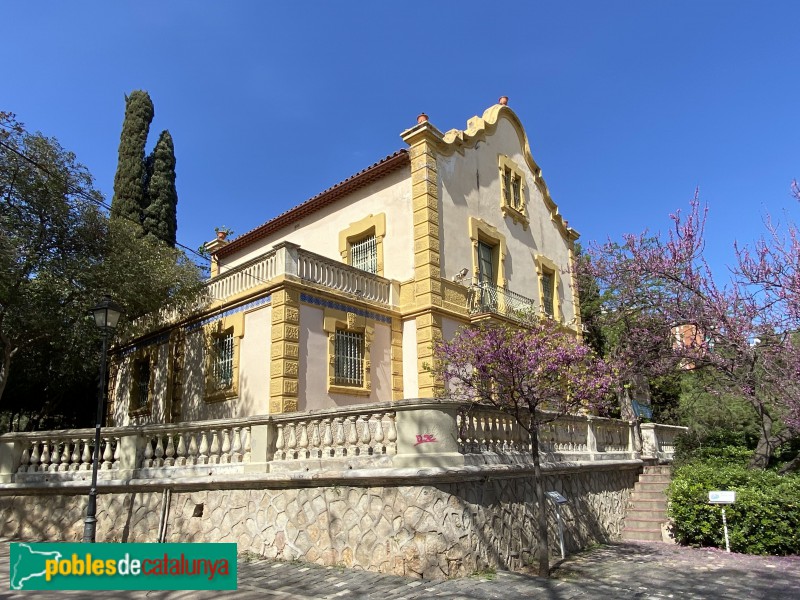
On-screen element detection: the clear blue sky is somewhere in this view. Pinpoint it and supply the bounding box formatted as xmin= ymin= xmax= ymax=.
xmin=5 ymin=1 xmax=799 ymax=277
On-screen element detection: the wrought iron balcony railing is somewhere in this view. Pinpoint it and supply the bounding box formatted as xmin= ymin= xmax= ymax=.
xmin=468 ymin=281 xmax=537 ymax=321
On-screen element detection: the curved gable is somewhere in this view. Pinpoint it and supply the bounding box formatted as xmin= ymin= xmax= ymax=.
xmin=441 ymin=104 xmax=578 ymax=242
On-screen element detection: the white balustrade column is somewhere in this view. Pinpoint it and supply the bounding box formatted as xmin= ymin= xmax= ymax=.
xmin=586 ymin=418 xmax=598 ymax=459
xmin=221 ymin=429 xmax=232 ymax=464
xmin=231 ymin=427 xmax=242 ymax=463
xmin=321 ymin=419 xmax=333 ymax=457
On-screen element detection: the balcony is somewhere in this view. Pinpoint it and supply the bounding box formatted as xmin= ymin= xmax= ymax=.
xmin=206 ymin=242 xmax=393 ymax=307
xmin=468 ymin=281 xmax=537 ymax=321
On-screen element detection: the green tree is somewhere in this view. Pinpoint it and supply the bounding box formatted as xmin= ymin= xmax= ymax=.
xmin=0 ymin=113 xmax=105 ymax=410
xmin=573 ymin=242 xmax=606 ymax=356
xmin=0 ymin=113 xmax=203 ymax=430
xmin=142 ymin=130 xmax=178 ymax=247
xmin=111 ymin=90 xmax=153 ymax=225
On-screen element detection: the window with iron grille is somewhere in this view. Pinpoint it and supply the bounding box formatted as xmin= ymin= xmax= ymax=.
xmin=498 ymin=156 xmax=528 ymax=228
xmin=502 ymin=166 xmax=522 ymax=211
xmin=350 ymin=234 xmax=377 ymax=274
xmin=511 ymin=173 xmax=521 ymax=209
xmin=134 ymin=359 xmax=150 ymax=410
xmin=334 ymin=329 xmax=364 ymax=387
xmin=213 ymin=331 xmax=234 ymax=389
xmin=541 ymin=271 xmax=555 ymax=317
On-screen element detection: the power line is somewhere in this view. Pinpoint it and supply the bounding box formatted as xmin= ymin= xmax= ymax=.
xmin=0 ymin=135 xmax=209 ymax=263
xmin=1 ymin=133 xmax=278 ymax=293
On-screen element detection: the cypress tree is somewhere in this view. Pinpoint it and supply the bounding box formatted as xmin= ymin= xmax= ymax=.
xmin=142 ymin=130 xmax=178 ymax=247
xmin=111 ymin=90 xmax=154 ymax=225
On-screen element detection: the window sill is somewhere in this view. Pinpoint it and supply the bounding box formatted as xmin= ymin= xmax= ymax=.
xmin=128 ymin=406 xmax=151 ymax=417
xmin=205 ymin=388 xmax=237 ymax=403
xmin=328 ymin=384 xmax=371 ymax=397
xmin=501 ymin=204 xmax=529 ymax=229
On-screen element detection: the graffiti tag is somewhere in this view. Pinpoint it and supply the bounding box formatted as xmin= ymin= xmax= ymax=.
xmin=414 ymin=434 xmax=438 ymax=446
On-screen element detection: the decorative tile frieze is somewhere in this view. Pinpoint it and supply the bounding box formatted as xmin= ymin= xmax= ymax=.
xmin=300 ymin=293 xmax=392 ymax=324
xmin=184 ymin=296 xmax=271 ymax=333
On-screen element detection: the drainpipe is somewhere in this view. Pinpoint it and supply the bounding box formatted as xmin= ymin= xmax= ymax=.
xmin=157 ymin=487 xmax=171 ymax=543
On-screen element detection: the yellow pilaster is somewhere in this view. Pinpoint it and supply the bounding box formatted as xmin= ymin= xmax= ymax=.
xmin=390 ymin=317 xmax=404 ymax=400
xmin=269 ymin=286 xmax=300 ymax=413
xmin=401 ymin=118 xmax=445 ymax=398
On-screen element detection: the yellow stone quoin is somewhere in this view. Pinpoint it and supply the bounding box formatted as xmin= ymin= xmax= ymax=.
xmin=270 ymin=286 xmax=300 ymax=413
xmin=401 ymin=119 xmax=445 ymax=397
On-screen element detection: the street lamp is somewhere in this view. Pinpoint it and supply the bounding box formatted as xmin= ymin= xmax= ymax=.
xmin=83 ymin=295 xmax=123 ymax=543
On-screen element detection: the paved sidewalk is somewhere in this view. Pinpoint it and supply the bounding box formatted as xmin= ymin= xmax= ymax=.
xmin=1 ymin=539 xmax=798 ymax=599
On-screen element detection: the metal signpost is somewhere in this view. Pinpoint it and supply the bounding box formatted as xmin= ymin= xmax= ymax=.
xmin=546 ymin=491 xmax=568 ymax=559
xmin=708 ymin=491 xmax=736 ymax=553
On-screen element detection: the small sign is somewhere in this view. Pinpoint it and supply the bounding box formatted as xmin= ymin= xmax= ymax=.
xmin=708 ymin=491 xmax=736 ymax=504
xmin=546 ymin=491 xmax=568 ymax=505
xmin=631 ymin=400 xmax=653 ymax=419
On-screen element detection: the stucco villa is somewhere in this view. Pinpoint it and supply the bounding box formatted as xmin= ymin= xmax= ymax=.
xmin=109 ymin=98 xmax=582 ymax=426
xmin=0 ymin=100 xmax=682 ymax=578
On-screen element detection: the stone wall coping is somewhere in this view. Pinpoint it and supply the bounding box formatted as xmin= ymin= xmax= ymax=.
xmin=0 ymin=400 xmax=643 ymax=442
xmin=0 ymin=399 xmax=643 ymax=443
xmin=640 ymin=422 xmax=687 ymax=431
xmin=0 ymin=459 xmax=643 ymax=496
xmin=0 ymin=417 xmax=265 ymax=440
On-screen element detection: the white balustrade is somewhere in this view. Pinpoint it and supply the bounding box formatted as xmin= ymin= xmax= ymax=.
xmin=458 ymin=408 xmax=638 ymax=464
xmin=297 ymin=251 xmax=390 ymax=305
xmin=139 ymin=424 xmax=252 ymax=472
xmin=207 ymin=251 xmax=279 ymax=302
xmin=15 ymin=435 xmax=120 ymax=477
xmin=593 ymin=420 xmax=629 ymax=453
xmin=540 ymin=417 xmax=590 ymax=455
xmin=458 ymin=408 xmax=530 ymax=460
xmin=3 ymin=403 xmax=682 ymax=485
xmin=642 ymin=423 xmax=684 ymax=461
xmin=204 ymin=245 xmax=391 ymax=307
xmin=272 ymin=411 xmax=397 ymax=463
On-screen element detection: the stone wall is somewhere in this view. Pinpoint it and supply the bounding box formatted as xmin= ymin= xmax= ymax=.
xmin=0 ymin=463 xmax=638 ymax=579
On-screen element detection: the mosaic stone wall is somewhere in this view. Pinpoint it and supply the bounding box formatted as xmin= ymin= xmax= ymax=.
xmin=0 ymin=464 xmax=638 ymax=579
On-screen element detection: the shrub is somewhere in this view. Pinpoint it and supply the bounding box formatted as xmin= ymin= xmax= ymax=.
xmin=668 ymin=457 xmax=800 ymax=555
xmin=673 ymin=443 xmax=753 ymax=468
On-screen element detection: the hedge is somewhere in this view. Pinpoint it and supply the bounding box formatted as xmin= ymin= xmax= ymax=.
xmin=667 ymin=452 xmax=800 ymax=555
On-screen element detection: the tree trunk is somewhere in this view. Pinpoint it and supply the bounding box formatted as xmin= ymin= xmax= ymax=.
xmin=0 ymin=330 xmax=12 ymax=404
xmin=531 ymin=425 xmax=550 ymax=577
xmin=750 ymin=437 xmax=773 ymax=469
xmin=617 ymin=387 xmax=635 ymax=421
xmin=778 ymin=454 xmax=800 ymax=475
xmin=749 ymin=407 xmax=776 ymax=469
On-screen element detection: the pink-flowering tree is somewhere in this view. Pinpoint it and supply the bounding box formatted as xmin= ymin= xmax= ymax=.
xmin=735 ymin=180 xmax=800 ymax=464
xmin=736 ymin=180 xmax=800 ymax=323
xmin=585 ymin=192 xmax=800 ymax=469
xmin=432 ymin=318 xmax=613 ymax=577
